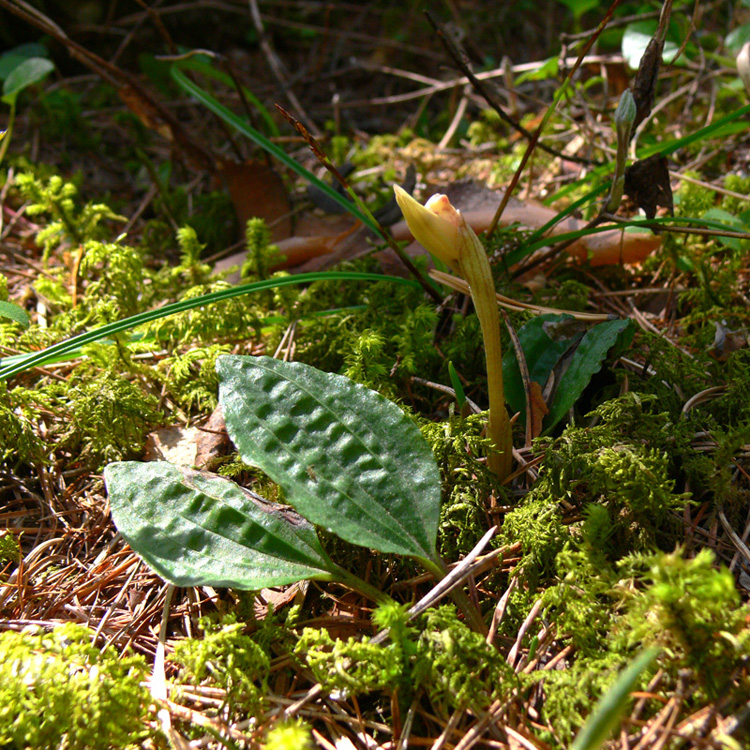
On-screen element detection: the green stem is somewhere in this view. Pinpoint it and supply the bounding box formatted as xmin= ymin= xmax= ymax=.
xmin=0 ymin=102 xmax=15 ymax=166
xmin=333 ymin=566 xmax=393 ymax=606
xmin=458 ymin=250 xmax=512 ymax=480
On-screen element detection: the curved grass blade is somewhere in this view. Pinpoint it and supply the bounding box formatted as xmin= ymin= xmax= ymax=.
xmin=171 ymin=56 xmax=279 ymax=137
xmin=218 ymin=355 xmax=442 ymax=563
xmin=171 ymin=67 xmax=382 ymax=238
xmin=105 ymin=461 xmax=338 ymax=589
xmin=571 ymin=648 xmax=659 ymax=750
xmin=0 ymin=272 xmax=418 ymax=380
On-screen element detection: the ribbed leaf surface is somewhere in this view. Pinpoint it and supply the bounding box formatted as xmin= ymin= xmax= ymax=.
xmin=217 ymin=355 xmax=440 ymax=561
xmin=105 ymin=461 xmax=335 ymax=588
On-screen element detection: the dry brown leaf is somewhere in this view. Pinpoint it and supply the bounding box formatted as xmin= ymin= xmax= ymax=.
xmin=218 ymin=159 xmax=292 ymax=243
xmin=194 ymin=407 xmax=233 ymax=471
xmin=528 ymin=381 xmax=549 ymax=440
xmin=143 ymin=425 xmax=200 ymax=468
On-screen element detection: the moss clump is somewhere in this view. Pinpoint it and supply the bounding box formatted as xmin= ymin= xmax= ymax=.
xmin=422 ymin=412 xmax=498 ymax=558
xmin=0 ymin=623 xmax=151 ymax=749
xmin=621 ymin=548 xmax=750 ymax=697
xmin=15 ymin=172 xmax=124 ymax=260
xmin=535 ymin=548 xmax=750 ymax=743
xmin=49 ymin=365 xmax=163 ymax=466
xmin=0 ymin=530 xmax=20 ymax=567
xmin=296 ymin=602 xmax=513 ymax=715
xmin=501 ymin=392 xmax=689 ymax=584
xmin=170 ymin=614 xmax=270 ymax=714
xmin=242 ymin=217 xmax=283 ymax=282
xmin=264 ymin=719 xmax=314 ymax=750
xmin=156 ymin=343 xmax=230 ymax=412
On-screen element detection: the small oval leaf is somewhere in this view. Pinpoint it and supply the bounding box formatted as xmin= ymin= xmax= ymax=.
xmin=2 ymin=57 xmax=54 ymax=103
xmin=217 ymin=355 xmax=441 ymax=562
xmin=105 ymin=461 xmax=336 ymax=589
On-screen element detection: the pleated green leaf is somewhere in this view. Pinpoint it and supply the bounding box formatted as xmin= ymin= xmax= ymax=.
xmin=217 ymin=355 xmax=441 ymax=562
xmin=105 ymin=461 xmax=336 ymax=589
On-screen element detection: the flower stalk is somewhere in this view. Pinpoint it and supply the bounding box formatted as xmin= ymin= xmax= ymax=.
xmin=394 ymin=185 xmax=512 ymax=479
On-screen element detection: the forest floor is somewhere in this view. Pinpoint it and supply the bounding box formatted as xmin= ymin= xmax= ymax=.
xmin=1 ymin=2 xmax=750 ymax=749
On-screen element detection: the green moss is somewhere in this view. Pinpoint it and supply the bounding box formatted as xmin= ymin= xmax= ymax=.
xmin=413 ymin=605 xmax=514 ymax=713
xmin=296 ymin=603 xmax=513 ymax=715
xmin=157 ymin=343 xmax=230 ymax=412
xmin=466 ymin=109 xmax=509 ymax=148
xmin=0 ymin=623 xmax=151 ymax=749
xmin=242 ymin=217 xmax=282 ymax=282
xmin=264 ymin=719 xmax=314 ymax=750
xmin=675 ymin=171 xmax=716 ymax=218
xmin=721 ymin=174 xmax=750 ymax=215
xmin=621 ymin=550 xmax=750 ymax=688
xmin=78 ymin=239 xmax=147 ymax=321
xmin=500 ymin=392 xmax=689 ymax=584
xmin=530 ymin=651 xmax=635 ymax=745
xmin=171 ymin=614 xmax=270 ymax=714
xmin=0 ymin=530 xmax=20 ymax=566
xmin=173 ymin=225 xmax=213 ymax=286
xmin=28 ymin=364 xmax=164 ymax=467
xmin=15 ymin=172 xmax=124 ymax=259
xmin=295 ymin=267 xmax=441 ymax=396
xmin=421 ymin=412 xmax=499 ymax=557
xmin=0 ymin=381 xmax=46 ymax=465
xmin=534 ymin=547 xmax=750 ymax=743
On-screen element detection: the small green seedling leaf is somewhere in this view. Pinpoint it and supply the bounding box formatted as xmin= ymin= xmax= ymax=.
xmin=621 ymin=21 xmax=680 ymax=69
xmin=447 ymin=360 xmax=467 ymax=412
xmin=544 ymin=318 xmax=634 ymax=431
xmin=217 ymin=355 xmax=441 ymax=562
xmin=0 ymin=300 xmax=30 ymax=328
xmin=104 ymin=461 xmax=338 ymax=589
xmin=0 ymin=43 xmax=48 ymax=80
xmin=2 ymin=57 xmax=54 ymax=105
xmin=571 ymin=648 xmax=659 ymax=750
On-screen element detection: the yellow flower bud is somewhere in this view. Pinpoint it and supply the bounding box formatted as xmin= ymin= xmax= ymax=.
xmin=393 ymin=184 xmax=462 ymax=270
xmin=393 ymin=183 xmax=513 ymax=479
xmin=738 ymin=41 xmax=750 ymax=95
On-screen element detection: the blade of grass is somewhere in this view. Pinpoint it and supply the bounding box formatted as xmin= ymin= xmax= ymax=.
xmin=0 ymin=305 xmax=369 ymax=370
xmin=171 ymin=66 xmax=382 ymax=237
xmin=547 ymin=102 xmax=750 ymax=205
xmin=0 ymin=272 xmax=419 ymax=380
xmin=170 ymin=56 xmax=279 ymax=137
xmin=571 ymin=648 xmax=659 ymax=750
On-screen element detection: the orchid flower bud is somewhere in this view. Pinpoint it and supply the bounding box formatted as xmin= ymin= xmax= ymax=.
xmin=393 ymin=184 xmax=462 ymax=270
xmin=614 ymin=88 xmax=636 ymax=143
xmin=606 ymin=88 xmax=636 ymax=213
xmin=393 ymin=183 xmax=513 ymax=479
xmin=738 ymin=42 xmax=750 ymax=95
